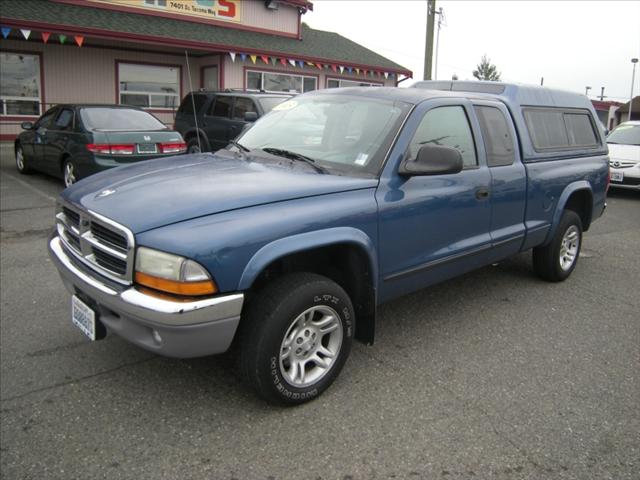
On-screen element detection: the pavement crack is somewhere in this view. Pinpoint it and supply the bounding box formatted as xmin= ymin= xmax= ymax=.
xmin=0 ymin=356 xmax=157 ymax=404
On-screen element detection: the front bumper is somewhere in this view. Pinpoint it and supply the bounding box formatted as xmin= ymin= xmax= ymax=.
xmin=48 ymin=235 xmax=244 ymax=358
xmin=609 ymin=166 xmax=640 ymax=190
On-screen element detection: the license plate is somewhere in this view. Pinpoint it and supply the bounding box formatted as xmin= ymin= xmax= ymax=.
xmin=137 ymin=143 xmax=157 ymax=154
xmin=72 ymin=295 xmax=96 ymax=341
xmin=611 ymin=171 xmax=623 ymax=182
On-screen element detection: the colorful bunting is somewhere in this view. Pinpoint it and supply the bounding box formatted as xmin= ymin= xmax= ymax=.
xmin=20 ymin=29 xmax=31 ymax=40
xmin=41 ymin=32 xmax=51 ymax=43
xmin=59 ymin=34 xmax=67 ymax=44
xmin=74 ymin=35 xmax=84 ymax=47
xmin=384 ymin=72 xmax=389 ymax=79
xmin=306 ymin=61 xmax=314 ymax=66
xmin=339 ymin=66 xmax=344 ymax=74
xmin=271 ymin=57 xmax=277 ymax=65
xmin=261 ymin=55 xmax=269 ymax=64
xmin=355 ymin=68 xmax=360 ymax=75
xmin=347 ymin=67 xmax=353 ymax=74
xmin=229 ymin=52 xmax=236 ymax=62
xmin=316 ymin=63 xmax=322 ymax=70
xmin=330 ymin=64 xmax=337 ymax=73
xmin=288 ymin=59 xmax=296 ymax=67
xmin=250 ymin=54 xmax=257 ymax=64
xmin=1 ymin=27 xmax=10 ymax=39
xmin=240 ymin=53 xmax=247 ymax=62
xmin=298 ymin=60 xmax=304 ymax=68
xmin=279 ymin=58 xmax=286 ymax=66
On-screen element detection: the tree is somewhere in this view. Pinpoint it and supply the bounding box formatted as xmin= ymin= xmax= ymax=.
xmin=473 ymin=55 xmax=501 ymax=81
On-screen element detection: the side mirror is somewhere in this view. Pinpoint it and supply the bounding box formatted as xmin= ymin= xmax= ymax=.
xmin=244 ymin=111 xmax=258 ymax=122
xmin=399 ymin=144 xmax=464 ymax=176
xmin=21 ymin=121 xmax=34 ymax=130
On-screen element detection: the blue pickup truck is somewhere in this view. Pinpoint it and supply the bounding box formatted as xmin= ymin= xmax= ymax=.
xmin=49 ymin=81 xmax=609 ymax=404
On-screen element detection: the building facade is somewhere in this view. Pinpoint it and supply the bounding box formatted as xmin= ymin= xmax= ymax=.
xmin=0 ymin=0 xmax=412 ymax=140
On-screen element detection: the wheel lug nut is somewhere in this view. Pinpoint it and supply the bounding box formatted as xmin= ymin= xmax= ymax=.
xmin=296 ymin=338 xmax=303 ymax=344
xmin=305 ymin=330 xmax=310 ymax=337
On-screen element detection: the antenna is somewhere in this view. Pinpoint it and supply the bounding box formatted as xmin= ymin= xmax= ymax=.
xmin=184 ymin=50 xmax=202 ymax=152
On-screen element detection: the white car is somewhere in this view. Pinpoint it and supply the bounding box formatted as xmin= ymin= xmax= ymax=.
xmin=607 ymin=121 xmax=640 ymax=190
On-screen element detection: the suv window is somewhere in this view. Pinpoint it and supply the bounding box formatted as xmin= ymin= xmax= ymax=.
xmin=178 ymin=93 xmax=207 ymax=115
xmin=210 ymin=96 xmax=233 ymax=118
xmin=408 ymin=106 xmax=477 ymax=168
xmin=233 ymin=97 xmax=257 ymax=120
xmin=54 ymin=109 xmax=74 ymax=130
xmin=475 ymin=106 xmax=515 ymax=167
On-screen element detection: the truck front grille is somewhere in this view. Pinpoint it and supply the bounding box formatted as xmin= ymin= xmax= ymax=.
xmin=56 ymin=204 xmax=134 ymax=284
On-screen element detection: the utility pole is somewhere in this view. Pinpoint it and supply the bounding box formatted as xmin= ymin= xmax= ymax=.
xmin=629 ymin=58 xmax=638 ymax=121
xmin=434 ymin=7 xmax=445 ymax=80
xmin=540 ymin=77 xmax=544 ymax=86
xmin=599 ymin=87 xmax=605 ymax=101
xmin=423 ymin=0 xmax=436 ymax=80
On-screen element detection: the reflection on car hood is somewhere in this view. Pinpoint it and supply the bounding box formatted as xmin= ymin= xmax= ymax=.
xmin=607 ymin=143 xmax=640 ymax=162
xmin=61 ymin=152 xmax=378 ymax=233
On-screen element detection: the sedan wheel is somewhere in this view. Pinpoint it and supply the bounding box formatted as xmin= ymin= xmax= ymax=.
xmin=15 ymin=146 xmax=31 ymax=174
xmin=63 ymin=160 xmax=77 ymax=187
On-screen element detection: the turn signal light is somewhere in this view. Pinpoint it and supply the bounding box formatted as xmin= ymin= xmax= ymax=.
xmin=135 ymin=271 xmax=218 ymax=296
xmin=86 ymin=144 xmax=135 ymax=155
xmin=160 ymin=142 xmax=187 ymax=154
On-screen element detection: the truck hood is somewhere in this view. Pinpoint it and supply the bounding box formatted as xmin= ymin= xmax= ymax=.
xmin=61 ymin=152 xmax=378 ymax=233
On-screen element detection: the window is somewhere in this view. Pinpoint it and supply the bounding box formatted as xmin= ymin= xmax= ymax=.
xmin=36 ymin=108 xmax=58 ymax=130
xmin=202 ymin=66 xmax=218 ymax=91
xmin=327 ymin=79 xmax=382 ymax=88
xmin=246 ymin=70 xmax=317 ymax=93
xmin=178 ymin=94 xmax=207 ymax=115
xmin=475 ymin=106 xmax=515 ymax=167
xmin=54 ymin=109 xmax=74 ymax=130
xmin=607 ymin=123 xmax=640 ymax=146
xmin=0 ymin=52 xmax=42 ymax=116
xmin=408 ymin=106 xmax=477 ymax=168
xmin=210 ymin=96 xmax=233 ymax=118
xmin=118 ymin=62 xmax=180 ymax=109
xmin=233 ymin=97 xmax=256 ymax=120
xmin=80 ymin=108 xmax=166 ymax=131
xmin=524 ymin=108 xmax=599 ymax=151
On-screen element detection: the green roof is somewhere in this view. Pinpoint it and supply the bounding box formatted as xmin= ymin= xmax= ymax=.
xmin=0 ymin=0 xmax=411 ymax=75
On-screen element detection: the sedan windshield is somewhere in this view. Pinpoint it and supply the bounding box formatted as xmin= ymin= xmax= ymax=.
xmin=238 ymin=94 xmax=411 ymax=175
xmin=80 ymin=108 xmax=167 ymax=131
xmin=607 ymin=124 xmax=640 ymax=146
xmin=258 ymin=96 xmax=290 ymax=113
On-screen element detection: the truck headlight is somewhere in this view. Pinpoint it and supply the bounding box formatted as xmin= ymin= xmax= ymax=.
xmin=134 ymin=247 xmax=217 ymax=296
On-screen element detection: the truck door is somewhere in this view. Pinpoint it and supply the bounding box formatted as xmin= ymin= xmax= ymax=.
xmin=473 ymin=102 xmax=527 ymax=262
xmin=376 ymin=99 xmax=492 ymax=302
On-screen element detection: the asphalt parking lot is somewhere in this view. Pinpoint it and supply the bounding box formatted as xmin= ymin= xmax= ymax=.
xmin=0 ymin=143 xmax=638 ymax=480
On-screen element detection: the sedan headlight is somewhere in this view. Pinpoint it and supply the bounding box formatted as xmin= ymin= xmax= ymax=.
xmin=134 ymin=247 xmax=217 ymax=296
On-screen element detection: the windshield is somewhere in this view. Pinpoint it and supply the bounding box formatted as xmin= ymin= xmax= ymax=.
xmin=238 ymin=94 xmax=411 ymax=175
xmin=607 ymin=124 xmax=640 ymax=146
xmin=80 ymin=108 xmax=167 ymax=131
xmin=258 ymin=96 xmax=290 ymax=113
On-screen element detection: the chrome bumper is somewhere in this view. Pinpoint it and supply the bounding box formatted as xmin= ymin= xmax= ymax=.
xmin=48 ymin=235 xmax=244 ymax=358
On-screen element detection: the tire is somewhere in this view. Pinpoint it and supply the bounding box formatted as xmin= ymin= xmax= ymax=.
xmin=63 ymin=159 xmax=78 ymax=188
xmin=239 ymin=272 xmax=355 ymax=405
xmin=187 ymin=137 xmax=208 ymax=153
xmin=15 ymin=145 xmax=32 ymax=174
xmin=533 ymin=210 xmax=583 ymax=282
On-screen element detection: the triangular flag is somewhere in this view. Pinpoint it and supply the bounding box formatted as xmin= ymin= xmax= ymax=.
xmin=306 ymin=61 xmax=314 ymax=66
xmin=288 ymin=59 xmax=296 ymax=67
xmin=261 ymin=55 xmax=269 ymax=64
xmin=355 ymin=68 xmax=360 ymax=75
xmin=20 ymin=29 xmax=31 ymax=40
xmin=279 ymin=58 xmax=287 ymax=66
xmin=298 ymin=60 xmax=304 ymax=68
xmin=339 ymin=66 xmax=344 ymax=74
xmin=363 ymin=69 xmax=368 ymax=76
xmin=330 ymin=64 xmax=337 ymax=73
xmin=384 ymin=72 xmax=389 ymax=79
xmin=271 ymin=57 xmax=277 ymax=65
xmin=41 ymin=32 xmax=51 ymax=43
xmin=229 ymin=52 xmax=236 ymax=62
xmin=1 ymin=27 xmax=10 ymax=39
xmin=250 ymin=54 xmax=257 ymax=64
xmin=347 ymin=67 xmax=353 ymax=74
xmin=240 ymin=53 xmax=247 ymax=62
xmin=59 ymin=34 xmax=67 ymax=44
xmin=74 ymin=35 xmax=84 ymax=47
xmin=316 ymin=63 xmax=322 ymax=70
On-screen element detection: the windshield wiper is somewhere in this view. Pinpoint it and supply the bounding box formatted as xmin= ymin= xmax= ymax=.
xmin=228 ymin=140 xmax=251 ymax=152
xmin=261 ymin=147 xmax=329 ymax=174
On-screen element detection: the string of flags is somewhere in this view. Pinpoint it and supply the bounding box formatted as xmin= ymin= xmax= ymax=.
xmin=0 ymin=26 xmax=85 ymax=46
xmin=227 ymin=51 xmax=396 ymax=80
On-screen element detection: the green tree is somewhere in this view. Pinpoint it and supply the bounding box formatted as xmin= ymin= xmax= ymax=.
xmin=473 ymin=55 xmax=501 ymax=81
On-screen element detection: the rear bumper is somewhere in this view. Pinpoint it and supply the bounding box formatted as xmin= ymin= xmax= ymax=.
xmin=48 ymin=235 xmax=244 ymax=358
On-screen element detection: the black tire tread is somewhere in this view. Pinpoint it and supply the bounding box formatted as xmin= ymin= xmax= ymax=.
xmin=533 ymin=210 xmax=582 ymax=282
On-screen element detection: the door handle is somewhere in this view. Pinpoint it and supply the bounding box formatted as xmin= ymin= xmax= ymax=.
xmin=475 ymin=187 xmax=490 ymax=200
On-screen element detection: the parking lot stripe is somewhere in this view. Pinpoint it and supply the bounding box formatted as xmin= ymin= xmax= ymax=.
xmin=2 ymin=171 xmax=57 ymax=203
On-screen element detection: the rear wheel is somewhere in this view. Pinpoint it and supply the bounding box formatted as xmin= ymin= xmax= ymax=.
xmin=187 ymin=137 xmax=208 ymax=153
xmin=15 ymin=145 xmax=32 ymax=174
xmin=533 ymin=210 xmax=583 ymax=282
xmin=239 ymin=273 xmax=354 ymax=405
xmin=63 ymin=159 xmax=78 ymax=188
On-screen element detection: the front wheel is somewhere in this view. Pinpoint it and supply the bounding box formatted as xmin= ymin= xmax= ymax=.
xmin=63 ymin=159 xmax=78 ymax=188
xmin=239 ymin=273 xmax=355 ymax=405
xmin=15 ymin=145 xmax=32 ymax=174
xmin=533 ymin=210 xmax=583 ymax=282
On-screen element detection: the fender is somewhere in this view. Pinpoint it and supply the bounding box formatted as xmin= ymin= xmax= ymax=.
xmin=544 ymin=180 xmax=593 ymax=245
xmin=238 ymin=226 xmax=378 ymax=293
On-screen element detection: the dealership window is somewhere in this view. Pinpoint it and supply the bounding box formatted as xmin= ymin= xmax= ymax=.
xmin=118 ymin=62 xmax=180 ymax=109
xmin=327 ymin=79 xmax=382 ymax=88
xmin=246 ymin=70 xmax=317 ymax=93
xmin=0 ymin=52 xmax=42 ymax=116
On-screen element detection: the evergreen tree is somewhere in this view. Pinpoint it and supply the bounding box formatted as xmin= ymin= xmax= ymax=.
xmin=473 ymin=55 xmax=501 ymax=81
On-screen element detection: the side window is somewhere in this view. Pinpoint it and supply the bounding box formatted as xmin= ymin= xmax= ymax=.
xmin=475 ymin=106 xmax=515 ymax=167
xmin=408 ymin=106 xmax=477 ymax=168
xmin=178 ymin=94 xmax=207 ymax=115
xmin=36 ymin=108 xmax=58 ymax=129
xmin=564 ymin=113 xmax=597 ymax=147
xmin=233 ymin=97 xmax=257 ymax=120
xmin=210 ymin=96 xmax=233 ymax=118
xmin=54 ymin=109 xmax=74 ymax=130
xmin=523 ymin=109 xmax=568 ymax=150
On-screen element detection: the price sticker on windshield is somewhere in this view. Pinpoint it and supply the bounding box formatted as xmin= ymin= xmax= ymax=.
xmin=273 ymin=100 xmax=298 ymax=111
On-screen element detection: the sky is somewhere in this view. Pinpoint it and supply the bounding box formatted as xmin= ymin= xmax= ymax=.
xmin=305 ymin=0 xmax=640 ymax=102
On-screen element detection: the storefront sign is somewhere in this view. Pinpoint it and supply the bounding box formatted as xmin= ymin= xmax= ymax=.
xmin=87 ymin=0 xmax=241 ymax=24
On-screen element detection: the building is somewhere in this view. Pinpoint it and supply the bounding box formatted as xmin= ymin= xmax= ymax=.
xmin=590 ymin=100 xmax=622 ymax=131
xmin=607 ymin=96 xmax=640 ymax=130
xmin=0 ymin=0 xmax=412 ymax=141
